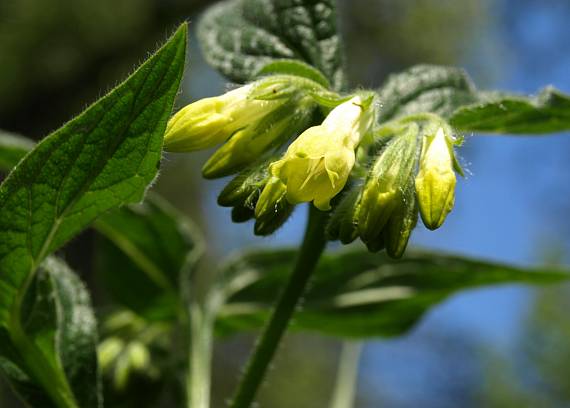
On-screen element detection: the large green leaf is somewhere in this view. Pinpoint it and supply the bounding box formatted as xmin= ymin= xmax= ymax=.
xmin=198 ymin=0 xmax=345 ymax=89
xmin=0 ymin=257 xmax=99 ymax=407
xmin=94 ymin=193 xmax=204 ymax=321
xmin=0 ymin=130 xmax=34 ymax=173
xmin=450 ymin=86 xmax=570 ymax=134
xmin=213 ymin=248 xmax=568 ymax=338
xmin=0 ymin=24 xmax=186 ymax=407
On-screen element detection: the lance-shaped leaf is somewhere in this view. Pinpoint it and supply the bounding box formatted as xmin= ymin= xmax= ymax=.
xmin=213 ymin=248 xmax=568 ymax=338
xmin=0 ymin=130 xmax=34 ymax=173
xmin=450 ymin=87 xmax=570 ymax=134
xmin=94 ymin=193 xmax=204 ymax=321
xmin=0 ymin=24 xmax=186 ymax=407
xmin=198 ymin=0 xmax=345 ymax=89
xmin=0 ymin=257 xmax=100 ymax=407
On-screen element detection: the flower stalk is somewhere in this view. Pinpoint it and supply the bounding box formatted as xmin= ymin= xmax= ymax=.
xmin=229 ymin=205 xmax=328 ymax=408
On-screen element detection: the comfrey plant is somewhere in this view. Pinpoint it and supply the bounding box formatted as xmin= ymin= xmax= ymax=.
xmin=0 ymin=1 xmax=569 ymax=407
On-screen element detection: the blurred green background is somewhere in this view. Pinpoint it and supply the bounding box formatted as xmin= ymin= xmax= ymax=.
xmin=1 ymin=0 xmax=570 ymax=406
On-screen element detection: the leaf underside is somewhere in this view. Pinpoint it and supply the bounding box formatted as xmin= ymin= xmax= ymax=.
xmin=214 ymin=248 xmax=568 ymax=338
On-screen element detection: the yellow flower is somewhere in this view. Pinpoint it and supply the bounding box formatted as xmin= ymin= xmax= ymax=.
xmin=258 ymin=95 xmax=375 ymax=211
xmin=415 ymin=127 xmax=457 ymax=230
xmin=163 ymin=84 xmax=281 ymax=152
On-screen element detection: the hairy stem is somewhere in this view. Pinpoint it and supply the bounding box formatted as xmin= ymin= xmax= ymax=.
xmin=329 ymin=342 xmax=363 ymax=408
xmin=230 ymin=205 xmax=328 ymax=408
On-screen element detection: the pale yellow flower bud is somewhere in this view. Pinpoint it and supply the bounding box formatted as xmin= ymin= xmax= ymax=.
xmin=415 ymin=127 xmax=457 ymax=230
xmin=98 ymin=337 xmax=124 ymax=372
xmin=163 ymin=84 xmax=280 ymax=152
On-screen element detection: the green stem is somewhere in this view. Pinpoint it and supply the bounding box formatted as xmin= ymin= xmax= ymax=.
xmin=329 ymin=342 xmax=363 ymax=408
xmin=230 ymin=205 xmax=328 ymax=408
xmin=187 ymin=303 xmax=213 ymax=408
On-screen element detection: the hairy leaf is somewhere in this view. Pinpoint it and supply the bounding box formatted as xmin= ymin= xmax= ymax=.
xmin=214 ymin=248 xmax=568 ymax=338
xmin=377 ymin=64 xmax=478 ymax=122
xmin=450 ymin=86 xmax=570 ymax=133
xmin=0 ymin=258 xmax=100 ymax=407
xmin=376 ymin=65 xmax=570 ymax=135
xmin=0 ymin=130 xmax=34 ymax=173
xmin=198 ymin=0 xmax=345 ymax=89
xmin=0 ymin=24 xmax=186 ymax=407
xmin=94 ymin=193 xmax=204 ymax=321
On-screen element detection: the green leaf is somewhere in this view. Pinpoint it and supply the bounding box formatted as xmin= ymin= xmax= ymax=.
xmin=0 ymin=257 xmax=100 ymax=407
xmin=198 ymin=0 xmax=345 ymax=89
xmin=0 ymin=24 xmax=186 ymax=407
xmin=377 ymin=64 xmax=478 ymax=122
xmin=0 ymin=130 xmax=34 ymax=173
xmin=94 ymin=193 xmax=204 ymax=321
xmin=376 ymin=64 xmax=570 ymax=135
xmin=450 ymin=86 xmax=570 ymax=134
xmin=213 ymin=248 xmax=568 ymax=338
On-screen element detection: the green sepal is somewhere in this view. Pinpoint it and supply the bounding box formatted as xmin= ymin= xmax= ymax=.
xmin=231 ymin=205 xmax=256 ymax=223
xmin=364 ymin=235 xmax=385 ymax=253
xmin=217 ymin=160 xmax=271 ymax=208
xmin=326 ymin=188 xmax=361 ymax=244
xmin=253 ymin=191 xmax=294 ymax=236
xmin=358 ymin=124 xmax=420 ymax=242
xmin=384 ymin=182 xmax=419 ymax=259
xmin=217 ymin=158 xmax=295 ymax=235
xmin=255 ymin=60 xmax=331 ymax=88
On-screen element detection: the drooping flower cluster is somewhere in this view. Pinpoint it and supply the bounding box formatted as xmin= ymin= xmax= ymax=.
xmin=327 ymin=120 xmax=461 ymax=257
xmin=164 ymin=74 xmax=462 ymax=258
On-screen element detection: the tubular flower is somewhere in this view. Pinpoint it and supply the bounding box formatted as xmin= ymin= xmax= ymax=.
xmin=164 ymin=84 xmax=273 ymax=151
xmin=257 ymin=95 xmax=375 ymax=212
xmin=415 ymin=127 xmax=457 ymax=230
xmin=163 ymin=76 xmax=319 ymax=178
